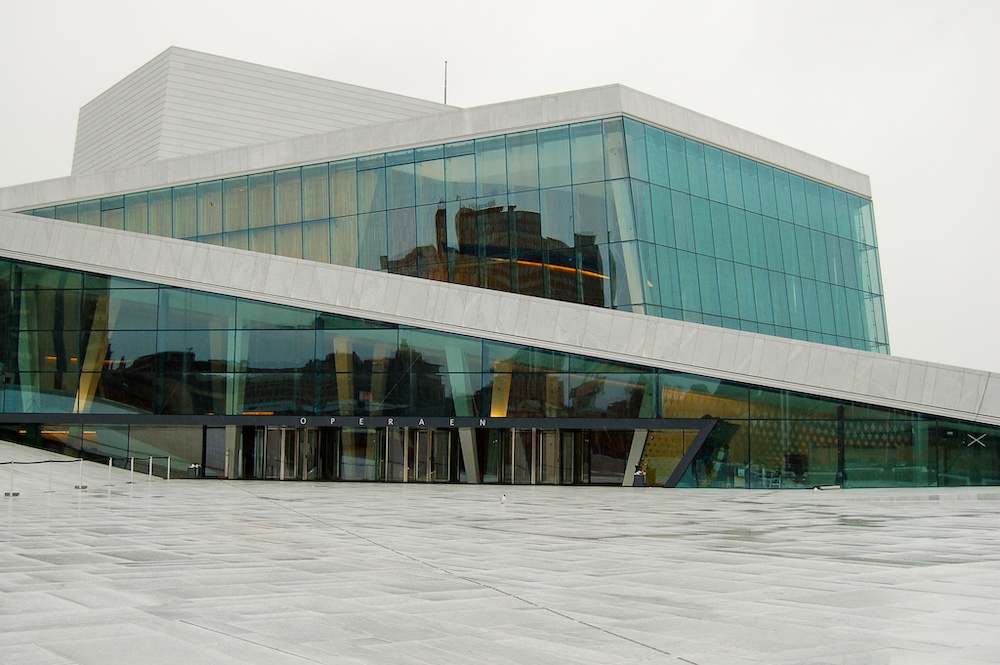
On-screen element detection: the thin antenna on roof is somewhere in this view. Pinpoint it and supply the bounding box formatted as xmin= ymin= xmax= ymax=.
xmin=444 ymin=61 xmax=448 ymax=105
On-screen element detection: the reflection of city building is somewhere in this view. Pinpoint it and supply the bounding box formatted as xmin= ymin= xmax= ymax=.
xmin=1 ymin=47 xmax=999 ymax=488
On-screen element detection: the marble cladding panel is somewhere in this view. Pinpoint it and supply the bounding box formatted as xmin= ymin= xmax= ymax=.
xmin=959 ymin=372 xmax=988 ymax=414
xmin=357 ymin=272 xmax=389 ymax=313
xmin=227 ymin=251 xmax=258 ymax=293
xmin=903 ymin=363 xmax=929 ymax=404
xmin=931 ymin=367 xmax=964 ymax=410
xmin=852 ymin=353 xmax=875 ymax=395
xmin=783 ymin=342 xmax=812 ymax=384
xmin=553 ymin=304 xmax=587 ymax=348
xmin=202 ymin=248 xmax=236 ymax=289
xmin=868 ymin=356 xmax=901 ymax=399
xmin=823 ymin=348 xmax=859 ymax=392
xmin=261 ymin=256 xmax=296 ymax=298
xmin=53 ymin=221 xmax=85 ymax=259
xmin=716 ymin=331 xmax=742 ymax=373
xmin=289 ymin=261 xmax=317 ymax=301
xmin=458 ymin=288 xmax=483 ymax=330
xmin=493 ymin=295 xmax=520 ymax=336
xmin=473 ymin=291 xmax=500 ymax=332
xmin=804 ymin=346 xmax=829 ymax=387
xmin=393 ymin=278 xmax=430 ymax=322
xmin=757 ymin=339 xmax=791 ymax=381
xmin=582 ymin=309 xmax=614 ymax=353
xmin=980 ymin=376 xmax=1000 ymax=420
xmin=522 ymin=298 xmax=558 ymax=343
xmin=650 ymin=320 xmax=683 ymax=364
xmin=732 ymin=335 xmax=757 ymax=376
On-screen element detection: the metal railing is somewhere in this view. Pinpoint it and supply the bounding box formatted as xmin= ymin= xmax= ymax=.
xmin=1 ymin=455 xmax=173 ymax=497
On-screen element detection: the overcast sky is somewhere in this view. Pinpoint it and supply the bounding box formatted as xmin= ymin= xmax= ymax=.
xmin=2 ymin=0 xmax=998 ymax=373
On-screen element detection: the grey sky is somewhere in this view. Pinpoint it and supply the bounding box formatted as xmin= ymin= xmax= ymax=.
xmin=2 ymin=0 xmax=998 ymax=372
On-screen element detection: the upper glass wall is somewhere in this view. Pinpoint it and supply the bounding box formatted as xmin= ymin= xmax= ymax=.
xmin=21 ymin=117 xmax=889 ymax=353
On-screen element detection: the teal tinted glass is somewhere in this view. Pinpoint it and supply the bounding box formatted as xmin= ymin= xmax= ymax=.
xmin=27 ymin=116 xmax=886 ymax=353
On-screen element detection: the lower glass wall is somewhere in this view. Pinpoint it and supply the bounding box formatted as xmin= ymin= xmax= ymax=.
xmin=2 ymin=419 xmax=999 ymax=487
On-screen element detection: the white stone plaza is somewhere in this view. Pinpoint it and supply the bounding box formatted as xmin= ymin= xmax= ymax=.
xmin=2 ymin=441 xmax=999 ymax=664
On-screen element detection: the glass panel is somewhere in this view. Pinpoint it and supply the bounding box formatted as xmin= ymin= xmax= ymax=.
xmin=645 ymin=125 xmax=669 ymax=188
xmin=539 ymin=187 xmax=573 ymax=247
xmin=197 ymin=181 xmax=223 ymax=236
xmin=172 ymin=186 xmax=196 ymax=238
xmin=332 ymin=215 xmax=358 ymax=267
xmin=475 ymin=136 xmax=507 ymax=197
xmin=570 ymin=121 xmax=605 ymax=184
xmin=387 ymin=208 xmax=417 ymax=265
xmin=665 ymin=133 xmax=687 ymax=192
xmin=538 ymin=126 xmax=571 ymax=188
xmin=275 ymin=224 xmax=303 ymax=259
xmin=506 ymin=131 xmax=538 ymax=192
xmin=685 ymin=139 xmax=709 ymax=199
xmin=158 ymin=289 xmax=236 ymax=329
xmin=302 ymin=164 xmax=330 ymax=221
xmin=79 ymin=200 xmax=101 ymax=226
xmin=302 ymin=219 xmax=331 ymax=263
xmin=357 ymin=167 xmax=386 ymax=214
xmin=249 ymin=227 xmax=274 ymax=254
xmin=691 ymin=197 xmax=714 ymax=255
xmin=387 ymin=163 xmax=416 ymax=210
xmin=248 ymin=173 xmax=274 ymax=229
xmin=607 ymin=179 xmax=636 ymax=243
xmin=331 ymin=160 xmax=358 ymax=217
xmin=603 ymin=118 xmax=628 ymax=180
xmin=740 ymin=157 xmax=760 ymax=214
xmin=631 ymin=180 xmax=654 ymax=244
xmin=415 ymin=158 xmax=445 ymax=206
xmin=444 ymin=153 xmax=476 ymax=201
xmin=358 ymin=211 xmax=387 ymax=270
xmin=671 ymin=191 xmax=694 ymax=252
xmin=573 ymin=182 xmax=607 ymax=245
xmin=223 ymin=177 xmax=249 ymax=232
xmin=623 ymin=118 xmax=647 ymax=182
xmin=55 ymin=204 xmax=78 ymax=223
xmin=697 ymin=255 xmax=721 ymax=316
xmin=124 ymin=193 xmax=148 ymax=234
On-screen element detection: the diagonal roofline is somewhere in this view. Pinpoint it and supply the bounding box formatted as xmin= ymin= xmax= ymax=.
xmin=1 ymin=211 xmax=994 ymax=426
xmin=3 ymin=83 xmax=869 ymax=212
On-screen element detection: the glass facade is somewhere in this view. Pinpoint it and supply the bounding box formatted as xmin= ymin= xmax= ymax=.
xmin=0 ymin=257 xmax=993 ymax=488
xmin=21 ymin=117 xmax=888 ymax=353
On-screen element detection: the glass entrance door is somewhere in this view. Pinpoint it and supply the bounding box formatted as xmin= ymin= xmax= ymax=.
xmin=537 ymin=430 xmax=559 ymax=484
xmin=408 ymin=430 xmax=430 ymax=482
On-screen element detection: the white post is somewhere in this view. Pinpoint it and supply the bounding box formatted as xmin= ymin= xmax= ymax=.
xmin=166 ymin=457 xmax=170 ymax=481
xmin=107 ymin=457 xmax=113 ymax=486
xmin=128 ymin=457 xmax=134 ymax=484
xmin=148 ymin=456 xmax=152 ymax=481
xmin=75 ymin=458 xmax=87 ymax=490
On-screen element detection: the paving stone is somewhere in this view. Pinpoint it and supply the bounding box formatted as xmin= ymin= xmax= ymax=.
xmin=2 ymin=442 xmax=1000 ymax=663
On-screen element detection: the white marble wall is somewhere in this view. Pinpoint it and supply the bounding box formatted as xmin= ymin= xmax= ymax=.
xmin=72 ymin=47 xmax=453 ymax=175
xmin=1 ymin=211 xmax=995 ymax=426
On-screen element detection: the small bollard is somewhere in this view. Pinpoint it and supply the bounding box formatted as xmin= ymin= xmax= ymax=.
xmin=166 ymin=456 xmax=171 ymax=481
xmin=148 ymin=456 xmax=153 ymax=481
xmin=107 ymin=457 xmax=114 ymax=486
xmin=75 ymin=458 xmax=87 ymax=490
xmin=5 ymin=462 xmax=18 ymax=497
xmin=128 ymin=457 xmax=135 ymax=484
